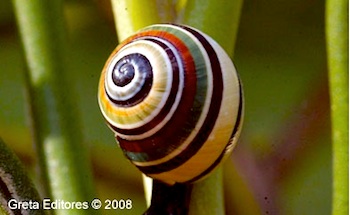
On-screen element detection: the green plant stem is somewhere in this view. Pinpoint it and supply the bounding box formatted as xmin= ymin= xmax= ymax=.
xmin=325 ymin=0 xmax=349 ymax=214
xmin=189 ymin=168 xmax=225 ymax=215
xmin=181 ymin=0 xmax=243 ymax=57
xmin=182 ymin=1 xmax=243 ymax=214
xmin=110 ymin=0 xmax=176 ymax=41
xmin=11 ymin=1 xmax=97 ymax=214
xmin=0 ymin=139 xmax=45 ymax=215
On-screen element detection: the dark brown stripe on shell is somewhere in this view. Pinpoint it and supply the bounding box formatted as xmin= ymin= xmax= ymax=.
xmin=116 ymin=31 xmax=199 ymax=161
xmin=137 ymin=25 xmax=224 ymax=174
xmin=188 ymin=78 xmax=243 ymax=183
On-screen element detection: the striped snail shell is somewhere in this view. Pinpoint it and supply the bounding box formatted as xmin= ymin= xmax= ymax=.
xmin=98 ymin=23 xmax=243 ymax=185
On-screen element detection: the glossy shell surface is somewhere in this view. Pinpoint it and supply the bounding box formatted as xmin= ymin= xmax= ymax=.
xmin=98 ymin=24 xmax=243 ymax=184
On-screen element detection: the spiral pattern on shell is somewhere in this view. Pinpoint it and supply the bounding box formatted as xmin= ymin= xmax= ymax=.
xmin=98 ymin=24 xmax=243 ymax=184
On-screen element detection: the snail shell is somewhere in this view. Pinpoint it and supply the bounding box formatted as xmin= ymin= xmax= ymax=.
xmin=98 ymin=24 xmax=243 ymax=185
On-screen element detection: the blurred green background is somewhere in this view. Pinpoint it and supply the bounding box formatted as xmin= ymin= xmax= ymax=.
xmin=0 ymin=0 xmax=331 ymax=214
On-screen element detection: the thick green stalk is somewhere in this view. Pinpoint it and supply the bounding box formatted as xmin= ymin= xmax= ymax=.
xmin=182 ymin=1 xmax=243 ymax=214
xmin=11 ymin=1 xmax=97 ymax=214
xmin=326 ymin=0 xmax=349 ymax=214
xmin=0 ymin=139 xmax=45 ymax=215
xmin=181 ymin=0 xmax=243 ymax=57
xmin=188 ymin=168 xmax=225 ymax=215
xmin=111 ymin=0 xmax=176 ymax=41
